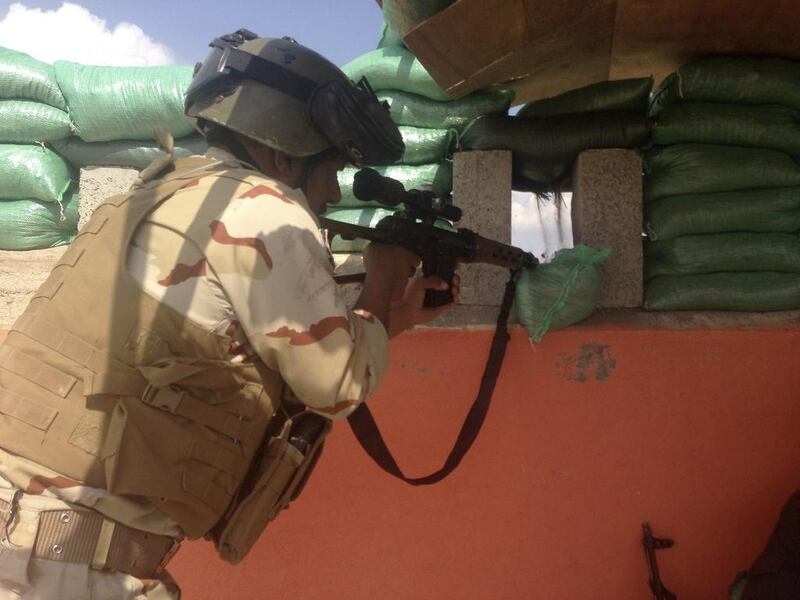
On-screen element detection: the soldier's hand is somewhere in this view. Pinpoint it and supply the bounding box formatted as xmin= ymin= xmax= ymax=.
xmin=354 ymin=243 xmax=420 ymax=330
xmin=361 ymin=243 xmax=420 ymax=301
xmin=387 ymin=271 xmax=461 ymax=338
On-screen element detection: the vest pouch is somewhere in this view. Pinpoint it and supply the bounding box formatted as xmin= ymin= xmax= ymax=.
xmin=213 ymin=411 xmax=331 ymax=565
xmin=102 ymin=395 xmax=248 ymax=538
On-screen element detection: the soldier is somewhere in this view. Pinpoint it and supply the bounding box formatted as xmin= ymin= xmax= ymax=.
xmin=0 ymin=31 xmax=457 ymax=598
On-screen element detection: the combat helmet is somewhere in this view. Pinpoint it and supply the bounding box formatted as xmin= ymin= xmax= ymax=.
xmin=185 ymin=29 xmax=404 ymax=166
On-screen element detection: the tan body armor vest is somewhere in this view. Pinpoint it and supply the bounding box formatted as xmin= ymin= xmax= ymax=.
xmin=0 ymin=157 xmax=327 ymax=558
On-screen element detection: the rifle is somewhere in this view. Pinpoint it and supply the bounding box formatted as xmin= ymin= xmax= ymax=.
xmin=642 ymin=522 xmax=677 ymax=600
xmin=319 ymin=167 xmax=537 ymax=307
xmin=323 ymin=168 xmax=536 ymax=485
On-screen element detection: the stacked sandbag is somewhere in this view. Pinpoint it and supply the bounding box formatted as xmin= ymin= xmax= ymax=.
xmin=460 ymin=78 xmax=653 ymax=194
xmin=644 ymin=57 xmax=800 ymax=311
xmin=328 ymin=39 xmax=512 ymax=252
xmin=51 ymin=61 xmax=206 ymax=170
xmin=50 ymin=135 xmax=207 ymax=169
xmin=0 ymin=47 xmax=210 ymax=250
xmin=0 ymin=47 xmax=78 ymax=250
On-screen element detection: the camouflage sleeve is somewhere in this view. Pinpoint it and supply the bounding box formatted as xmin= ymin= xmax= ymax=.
xmin=207 ymin=181 xmax=389 ymax=420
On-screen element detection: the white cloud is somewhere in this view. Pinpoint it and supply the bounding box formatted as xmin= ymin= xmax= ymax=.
xmin=0 ymin=2 xmax=176 ymax=65
xmin=511 ymin=190 xmax=573 ymax=260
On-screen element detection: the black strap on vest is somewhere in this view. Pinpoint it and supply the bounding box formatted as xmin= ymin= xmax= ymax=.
xmin=347 ymin=269 xmax=519 ymax=485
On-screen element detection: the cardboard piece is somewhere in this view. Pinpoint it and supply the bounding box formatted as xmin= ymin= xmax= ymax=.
xmin=403 ymin=0 xmax=800 ymax=103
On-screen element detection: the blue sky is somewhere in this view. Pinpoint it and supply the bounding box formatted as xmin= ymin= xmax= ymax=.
xmin=0 ymin=0 xmax=385 ymax=67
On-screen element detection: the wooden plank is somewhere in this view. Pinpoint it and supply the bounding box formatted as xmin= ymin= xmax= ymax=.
xmin=611 ymin=0 xmax=800 ymax=85
xmin=404 ymin=0 xmax=616 ymax=100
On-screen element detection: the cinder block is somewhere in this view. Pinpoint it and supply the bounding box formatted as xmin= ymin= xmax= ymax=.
xmin=78 ymin=166 xmax=139 ymax=230
xmin=452 ymin=150 xmax=513 ymax=307
xmin=571 ymin=149 xmax=643 ymax=308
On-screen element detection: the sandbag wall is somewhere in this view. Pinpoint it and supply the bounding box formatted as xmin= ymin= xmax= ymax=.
xmin=0 ymin=46 xmax=207 ymax=251
xmin=644 ymin=57 xmax=800 ymax=311
xmin=326 ymin=27 xmax=514 ymax=251
xmin=459 ymin=78 xmax=653 ymax=194
xmin=0 ymin=47 xmax=76 ymax=250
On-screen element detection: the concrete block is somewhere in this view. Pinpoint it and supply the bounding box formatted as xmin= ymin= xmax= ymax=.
xmin=571 ymin=149 xmax=643 ymax=308
xmin=78 ymin=166 xmax=139 ymax=230
xmin=452 ymin=150 xmax=513 ymax=307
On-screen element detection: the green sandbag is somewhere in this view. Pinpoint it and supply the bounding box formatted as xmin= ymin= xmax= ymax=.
xmin=460 ymin=112 xmax=650 ymax=162
xmin=337 ymin=162 xmax=453 ymax=208
xmin=518 ymin=78 xmax=654 ymax=118
xmin=54 ymin=62 xmax=195 ymax=142
xmin=342 ymin=47 xmax=448 ymax=101
xmin=644 ymin=144 xmax=800 ymax=201
xmin=382 ymin=0 xmax=455 ymax=37
xmin=0 ymin=101 xmax=72 ymax=143
xmin=0 ymin=144 xmax=72 ymax=203
xmin=645 ymin=272 xmax=800 ymax=311
xmin=514 ymin=245 xmax=611 ymax=342
xmin=645 ymin=233 xmax=800 ymax=279
xmin=396 ymin=126 xmax=455 ymax=165
xmin=378 ymin=89 xmax=514 ymax=131
xmin=0 ymin=193 xmax=78 ymax=251
xmin=323 ymin=207 xmax=397 ymax=252
xmin=377 ymin=21 xmax=406 ymax=49
xmin=50 ymin=135 xmax=208 ymax=169
xmin=651 ymin=56 xmax=800 ymax=113
xmin=652 ymin=103 xmax=800 ymax=153
xmin=0 ymin=47 xmax=66 ymax=110
xmin=645 ymin=188 xmax=800 ymax=241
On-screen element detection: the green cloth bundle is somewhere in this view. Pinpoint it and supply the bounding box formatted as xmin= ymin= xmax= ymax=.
xmin=514 ymin=246 xmax=611 ymax=342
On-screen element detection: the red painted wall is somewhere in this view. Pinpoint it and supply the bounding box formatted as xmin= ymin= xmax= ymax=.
xmin=164 ymin=325 xmax=800 ymax=600
xmin=2 ymin=326 xmax=797 ymax=598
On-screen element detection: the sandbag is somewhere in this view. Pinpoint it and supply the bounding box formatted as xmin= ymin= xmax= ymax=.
xmin=0 ymin=101 xmax=72 ymax=143
xmin=382 ymin=0 xmax=455 ymax=38
xmin=513 ymin=155 xmax=573 ymax=194
xmin=518 ymin=77 xmax=654 ymax=118
xmin=652 ymin=102 xmax=800 ymax=153
xmin=337 ymin=162 xmax=453 ymax=208
xmin=645 ymin=272 xmax=800 ymax=311
xmin=342 ymin=47 xmax=448 ymax=101
xmin=396 ymin=126 xmax=455 ymax=165
xmin=644 ymin=144 xmax=800 ymax=201
xmin=323 ymin=207 xmax=397 ymax=252
xmin=0 ymin=144 xmax=72 ymax=202
xmin=378 ymin=89 xmax=514 ymax=131
xmin=0 ymin=46 xmax=66 ymax=110
xmin=460 ymin=112 xmax=650 ymax=162
xmin=54 ymin=62 xmax=195 ymax=142
xmin=51 ymin=135 xmax=208 ymax=169
xmin=645 ymin=188 xmax=800 ymax=240
xmin=645 ymin=233 xmax=800 ymax=279
xmin=0 ymin=192 xmax=79 ymax=251
xmin=651 ymin=57 xmax=800 ymax=113
xmin=514 ymin=245 xmax=611 ymax=342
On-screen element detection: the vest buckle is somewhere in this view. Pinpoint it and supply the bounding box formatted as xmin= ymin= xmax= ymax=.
xmin=141 ymin=384 xmax=184 ymax=413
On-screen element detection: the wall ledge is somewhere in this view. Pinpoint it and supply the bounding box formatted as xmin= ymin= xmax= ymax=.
xmin=423 ymin=305 xmax=800 ymax=332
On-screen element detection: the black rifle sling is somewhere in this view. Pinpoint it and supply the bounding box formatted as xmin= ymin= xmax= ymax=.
xmin=347 ymin=269 xmax=519 ymax=485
